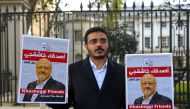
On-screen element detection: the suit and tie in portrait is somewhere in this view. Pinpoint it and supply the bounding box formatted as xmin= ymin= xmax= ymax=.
xmin=23 ymin=77 xmax=65 ymax=102
xmin=23 ymin=58 xmax=65 ymax=102
xmin=134 ymin=91 xmax=172 ymax=104
xmin=134 ymin=74 xmax=172 ymax=105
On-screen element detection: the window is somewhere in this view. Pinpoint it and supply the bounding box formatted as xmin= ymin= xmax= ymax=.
xmin=158 ymin=37 xmax=170 ymax=48
xmin=145 ymin=37 xmax=150 ymax=48
xmin=145 ymin=22 xmax=150 ymax=28
xmin=178 ymin=35 xmax=184 ymax=47
xmin=74 ymin=30 xmax=82 ymax=41
xmin=161 ymin=22 xmax=166 ymax=27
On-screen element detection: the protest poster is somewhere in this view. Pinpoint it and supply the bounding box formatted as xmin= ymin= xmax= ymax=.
xmin=18 ymin=35 xmax=69 ymax=104
xmin=125 ymin=53 xmax=174 ymax=109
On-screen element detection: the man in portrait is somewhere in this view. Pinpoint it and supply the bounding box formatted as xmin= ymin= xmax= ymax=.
xmin=23 ymin=58 xmax=65 ymax=102
xmin=134 ymin=74 xmax=172 ymax=104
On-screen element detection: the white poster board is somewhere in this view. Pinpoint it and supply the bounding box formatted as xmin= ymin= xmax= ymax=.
xmin=18 ymin=35 xmax=69 ymax=104
xmin=125 ymin=53 xmax=174 ymax=109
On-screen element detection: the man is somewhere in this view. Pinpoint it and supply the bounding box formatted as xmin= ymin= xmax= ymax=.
xmin=48 ymin=27 xmax=125 ymax=109
xmin=23 ymin=58 xmax=65 ymax=102
xmin=134 ymin=74 xmax=172 ymax=104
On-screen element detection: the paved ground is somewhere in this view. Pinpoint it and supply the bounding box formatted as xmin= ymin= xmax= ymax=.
xmin=0 ymin=104 xmax=51 ymax=109
xmin=1 ymin=106 xmax=43 ymax=109
xmin=0 ymin=106 xmax=180 ymax=109
xmin=0 ymin=104 xmax=74 ymax=109
xmin=0 ymin=104 xmax=179 ymax=109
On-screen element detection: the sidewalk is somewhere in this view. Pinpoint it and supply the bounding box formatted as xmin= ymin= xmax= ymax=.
xmin=1 ymin=104 xmax=74 ymax=109
xmin=1 ymin=106 xmax=42 ymax=109
xmin=1 ymin=104 xmax=179 ymax=109
xmin=0 ymin=104 xmax=51 ymax=109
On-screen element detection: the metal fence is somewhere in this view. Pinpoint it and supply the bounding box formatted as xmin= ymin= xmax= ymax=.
xmin=0 ymin=2 xmax=190 ymax=108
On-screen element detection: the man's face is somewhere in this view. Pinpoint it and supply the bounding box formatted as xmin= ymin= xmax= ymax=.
xmin=141 ymin=74 xmax=156 ymax=99
xmin=85 ymin=32 xmax=109 ymax=60
xmin=36 ymin=58 xmax=52 ymax=83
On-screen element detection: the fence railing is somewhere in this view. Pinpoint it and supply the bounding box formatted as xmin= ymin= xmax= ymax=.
xmin=0 ymin=3 xmax=189 ymax=108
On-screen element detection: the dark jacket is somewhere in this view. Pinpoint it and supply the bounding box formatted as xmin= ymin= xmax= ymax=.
xmin=23 ymin=77 xmax=65 ymax=102
xmin=134 ymin=91 xmax=172 ymax=104
xmin=48 ymin=58 xmax=125 ymax=109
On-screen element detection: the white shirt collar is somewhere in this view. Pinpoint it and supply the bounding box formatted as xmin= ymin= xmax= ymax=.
xmin=89 ymin=58 xmax=108 ymax=89
xmin=89 ymin=58 xmax=108 ymax=71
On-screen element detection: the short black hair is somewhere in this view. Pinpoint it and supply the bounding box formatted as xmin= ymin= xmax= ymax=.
xmin=84 ymin=27 xmax=108 ymax=44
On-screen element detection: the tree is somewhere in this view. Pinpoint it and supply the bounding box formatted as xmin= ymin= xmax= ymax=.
xmin=91 ymin=0 xmax=122 ymax=28
xmin=90 ymin=0 xmax=138 ymax=63
xmin=27 ymin=0 xmax=62 ymax=37
xmin=91 ymin=0 xmax=122 ymax=10
xmin=85 ymin=1 xmax=136 ymax=63
xmin=105 ymin=24 xmax=138 ymax=63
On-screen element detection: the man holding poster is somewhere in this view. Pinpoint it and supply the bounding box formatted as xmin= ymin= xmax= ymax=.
xmin=134 ymin=74 xmax=172 ymax=104
xmin=47 ymin=27 xmax=125 ymax=109
xmin=23 ymin=58 xmax=65 ymax=102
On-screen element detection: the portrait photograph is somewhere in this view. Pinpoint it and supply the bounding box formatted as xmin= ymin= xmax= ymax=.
xmin=125 ymin=53 xmax=174 ymax=109
xmin=18 ymin=35 xmax=69 ymax=104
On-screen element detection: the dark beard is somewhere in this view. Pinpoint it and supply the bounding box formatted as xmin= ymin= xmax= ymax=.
xmin=94 ymin=55 xmax=107 ymax=59
xmin=94 ymin=50 xmax=108 ymax=59
xmin=94 ymin=47 xmax=109 ymax=59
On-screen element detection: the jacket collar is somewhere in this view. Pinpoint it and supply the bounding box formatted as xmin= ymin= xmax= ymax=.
xmin=82 ymin=57 xmax=117 ymax=93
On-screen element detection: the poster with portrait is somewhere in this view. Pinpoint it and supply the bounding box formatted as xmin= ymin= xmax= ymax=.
xmin=125 ymin=53 xmax=174 ymax=109
xmin=18 ymin=35 xmax=69 ymax=104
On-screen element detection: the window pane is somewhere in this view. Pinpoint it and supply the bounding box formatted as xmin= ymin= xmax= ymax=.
xmin=178 ymin=35 xmax=183 ymax=47
xmin=161 ymin=22 xmax=166 ymax=27
xmin=145 ymin=37 xmax=150 ymax=48
xmin=145 ymin=22 xmax=150 ymax=28
xmin=158 ymin=36 xmax=169 ymax=48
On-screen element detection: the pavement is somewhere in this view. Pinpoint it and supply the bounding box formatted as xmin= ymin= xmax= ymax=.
xmin=1 ymin=106 xmax=180 ymax=109
xmin=0 ymin=104 xmax=51 ymax=109
xmin=0 ymin=103 xmax=180 ymax=109
xmin=0 ymin=106 xmax=180 ymax=109
xmin=0 ymin=103 xmax=74 ymax=109
xmin=1 ymin=106 xmax=43 ymax=109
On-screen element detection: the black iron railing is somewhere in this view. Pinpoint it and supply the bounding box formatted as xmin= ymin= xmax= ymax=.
xmin=0 ymin=2 xmax=189 ymax=108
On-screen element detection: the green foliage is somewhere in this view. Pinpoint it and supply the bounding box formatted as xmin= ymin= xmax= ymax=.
xmin=175 ymin=82 xmax=190 ymax=103
xmin=99 ymin=0 xmax=123 ymax=10
xmin=175 ymin=82 xmax=190 ymax=93
xmin=175 ymin=56 xmax=184 ymax=68
xmin=103 ymin=24 xmax=138 ymax=63
xmin=91 ymin=0 xmax=123 ymax=28
xmin=91 ymin=0 xmax=138 ymax=63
